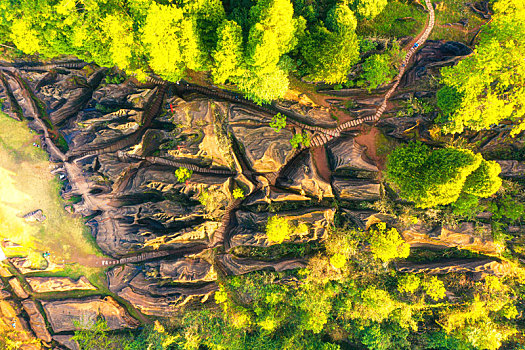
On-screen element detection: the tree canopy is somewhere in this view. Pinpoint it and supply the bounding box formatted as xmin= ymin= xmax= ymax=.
xmin=437 ymin=0 xmax=525 ymax=135
xmin=386 ymin=142 xmax=502 ymax=208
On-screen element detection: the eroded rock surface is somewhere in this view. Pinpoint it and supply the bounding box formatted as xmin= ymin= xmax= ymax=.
xmin=26 ymin=276 xmax=96 ymax=293
xmin=217 ymin=254 xmax=306 ymax=275
xmin=9 ymin=277 xmax=29 ymax=299
xmin=396 ymin=259 xmax=505 ymax=275
xmin=107 ymin=264 xmax=217 ymax=317
xmin=276 ymin=149 xmax=333 ymax=199
xmin=41 ymin=296 xmax=139 ymax=333
xmin=327 ymin=136 xmax=378 ymax=172
xmin=229 ymin=208 xmax=335 ymax=248
xmin=22 ymin=300 xmax=52 ymax=343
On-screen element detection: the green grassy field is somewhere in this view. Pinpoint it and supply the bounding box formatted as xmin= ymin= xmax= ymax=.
xmin=0 ymin=113 xmax=103 ymax=264
xmin=357 ymin=0 xmax=427 ymax=39
xmin=430 ymin=0 xmax=485 ymax=43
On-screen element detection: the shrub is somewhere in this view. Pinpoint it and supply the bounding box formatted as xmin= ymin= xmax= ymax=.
xmin=175 ymin=167 xmax=192 ymax=183
xmin=386 ymin=142 xmax=502 ymax=208
xmin=422 ymin=276 xmax=446 ymax=301
xmin=290 ymin=131 xmax=311 ymax=148
xmin=269 ymin=113 xmax=286 ymax=132
xmin=232 ymin=188 xmax=244 ymax=199
xmin=397 ymin=274 xmax=421 ymax=294
xmin=266 ymin=216 xmax=292 ymax=243
xmin=367 ymin=222 xmax=410 ymax=263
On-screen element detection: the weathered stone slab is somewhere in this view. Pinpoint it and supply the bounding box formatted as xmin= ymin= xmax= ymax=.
xmin=230 ymin=125 xmax=294 ymax=173
xmin=332 ymin=177 xmax=381 ymax=201
xmin=26 ymin=276 xmax=96 ymax=294
xmin=22 ymin=300 xmax=52 ymax=343
xmin=327 ymin=136 xmax=378 ymax=172
xmin=217 ymin=255 xmax=306 ymax=275
xmin=229 ymin=208 xmax=335 ymax=248
xmin=9 ymin=277 xmax=29 ymax=299
xmin=41 ymin=296 xmax=139 ymax=333
xmin=53 ymin=335 xmax=80 ymax=350
xmin=396 ymin=259 xmax=504 ymax=275
xmin=277 ymin=149 xmax=333 ymax=199
xmin=159 ymin=258 xmax=216 ymax=283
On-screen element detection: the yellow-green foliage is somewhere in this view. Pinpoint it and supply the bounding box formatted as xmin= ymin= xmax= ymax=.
xmin=265 ymin=216 xmax=309 ymax=244
xmin=175 ymin=167 xmax=192 ymax=183
xmin=387 ymin=142 xmax=502 ymax=208
xmin=462 ymin=159 xmax=502 ymax=198
xmin=440 ymin=293 xmax=517 ymax=350
xmin=438 ymin=0 xmax=525 ymax=135
xmin=212 ymin=20 xmax=244 ymax=84
xmin=232 ymin=188 xmax=244 ymax=199
xmin=142 ymin=3 xmax=202 ymax=81
xmin=301 ymin=3 xmax=360 ymax=83
xmin=352 ymin=0 xmax=388 ymax=19
xmin=269 ymin=113 xmax=287 ymax=132
xmin=352 ymin=287 xmax=397 ymax=323
xmin=265 ymin=216 xmax=292 ymax=243
xmin=422 ymin=276 xmax=446 ymax=301
xmin=330 ymin=253 xmax=347 ymax=269
xmin=367 ymin=222 xmax=410 ymax=263
xmin=397 ymin=274 xmax=421 ymax=294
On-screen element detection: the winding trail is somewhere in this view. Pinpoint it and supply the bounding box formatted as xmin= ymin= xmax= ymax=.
xmin=310 ymin=0 xmax=435 ymax=147
xmin=0 ymin=0 xmax=435 ymax=265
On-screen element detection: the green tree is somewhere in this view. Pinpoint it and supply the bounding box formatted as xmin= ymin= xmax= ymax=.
xmin=236 ymin=68 xmax=290 ymax=104
xmin=301 ymin=4 xmax=359 ymax=83
xmin=462 ymin=159 xmax=502 ymax=198
xmin=234 ymin=0 xmax=299 ymax=102
xmin=269 ymin=113 xmax=287 ymax=132
xmin=72 ymin=319 xmax=115 ymax=350
xmin=367 ymin=222 xmax=410 ymax=263
xmin=386 ymin=142 xmax=500 ymax=208
xmin=422 ymin=276 xmax=446 ymax=301
xmin=175 ymin=167 xmax=192 ymax=183
xmin=212 ymin=20 xmax=244 ymax=84
xmin=438 ymin=0 xmax=525 ymax=135
xmin=142 ymin=3 xmax=202 ymax=82
xmin=360 ymin=52 xmax=396 ymax=91
xmin=266 ymin=215 xmax=292 ymax=243
xmin=352 ymin=0 xmax=388 ymax=19
xmin=290 ymin=131 xmax=310 ymax=148
xmin=397 ymin=274 xmax=421 ymax=294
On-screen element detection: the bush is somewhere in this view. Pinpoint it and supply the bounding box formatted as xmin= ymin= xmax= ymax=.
xmin=269 ymin=113 xmax=286 ymax=132
xmin=266 ymin=216 xmax=292 ymax=243
xmin=397 ymin=274 xmax=421 ymax=294
xmin=290 ymin=131 xmax=311 ymax=148
xmin=232 ymin=188 xmax=244 ymax=199
xmin=367 ymin=222 xmax=410 ymax=263
xmin=175 ymin=167 xmax=192 ymax=183
xmin=386 ymin=142 xmax=502 ymax=208
xmin=422 ymin=276 xmax=446 ymax=301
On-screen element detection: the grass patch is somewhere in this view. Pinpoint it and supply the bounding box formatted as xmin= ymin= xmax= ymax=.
xmin=357 ymin=0 xmax=427 ymax=39
xmin=0 ymin=113 xmax=104 ymax=264
xmin=430 ymin=0 xmax=485 ymax=43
